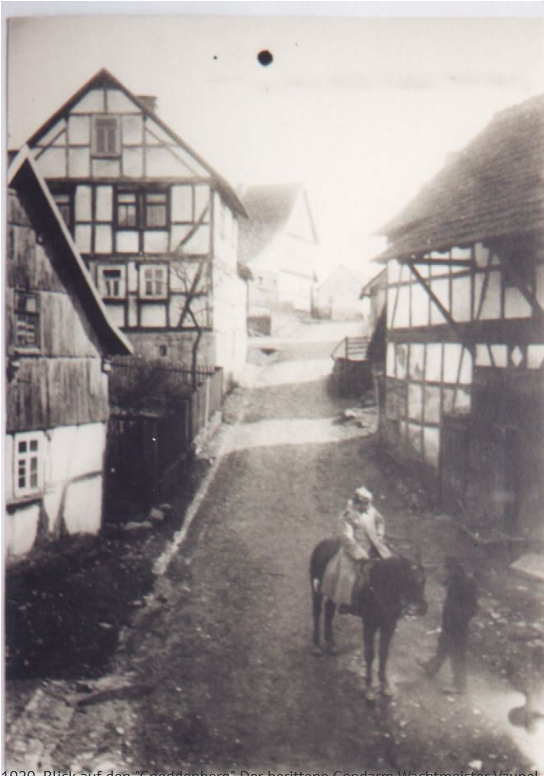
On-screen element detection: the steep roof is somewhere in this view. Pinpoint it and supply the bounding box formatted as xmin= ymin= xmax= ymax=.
xmin=26 ymin=68 xmax=246 ymax=217
xmin=377 ymin=95 xmax=544 ymax=261
xmin=317 ymin=265 xmax=362 ymax=292
xmin=238 ymin=183 xmax=304 ymax=265
xmin=8 ymin=147 xmax=133 ymax=356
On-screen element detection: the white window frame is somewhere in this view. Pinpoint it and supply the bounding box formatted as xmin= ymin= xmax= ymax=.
xmin=14 ymin=290 xmax=41 ymax=353
xmin=14 ymin=432 xmax=45 ymax=498
xmin=92 ymin=115 xmax=121 ymax=158
xmin=97 ymin=265 xmax=126 ymax=299
xmin=140 ymin=265 xmax=168 ymax=299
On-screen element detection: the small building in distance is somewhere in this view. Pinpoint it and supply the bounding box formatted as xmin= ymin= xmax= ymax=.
xmin=6 ymin=148 xmax=133 ymax=564
xmin=238 ymin=183 xmax=319 ymax=333
xmin=312 ymin=265 xmax=364 ymax=320
xmin=24 ymin=68 xmax=248 ymax=383
xmin=376 ymin=95 xmax=543 ymax=542
xmin=360 ymin=268 xmax=387 ymax=337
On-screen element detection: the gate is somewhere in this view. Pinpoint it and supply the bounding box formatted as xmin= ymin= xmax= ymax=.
xmin=105 ymin=404 xmax=191 ymax=511
xmin=440 ymin=414 xmax=469 ymax=507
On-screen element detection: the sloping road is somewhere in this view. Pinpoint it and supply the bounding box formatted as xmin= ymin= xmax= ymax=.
xmin=8 ymin=321 xmax=542 ymax=775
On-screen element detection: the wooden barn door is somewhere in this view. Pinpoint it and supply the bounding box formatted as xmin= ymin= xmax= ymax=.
xmin=440 ymin=414 xmax=469 ymax=507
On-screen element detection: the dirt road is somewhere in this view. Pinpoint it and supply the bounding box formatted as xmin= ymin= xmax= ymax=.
xmin=6 ymin=322 xmax=543 ymax=775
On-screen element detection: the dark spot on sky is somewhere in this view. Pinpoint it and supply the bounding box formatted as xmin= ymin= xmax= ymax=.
xmin=213 ymin=55 xmax=218 ymax=60
xmin=258 ymin=50 xmax=273 ymax=67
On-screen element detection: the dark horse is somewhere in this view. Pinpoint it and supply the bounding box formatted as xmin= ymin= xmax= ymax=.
xmin=310 ymin=538 xmax=427 ymax=700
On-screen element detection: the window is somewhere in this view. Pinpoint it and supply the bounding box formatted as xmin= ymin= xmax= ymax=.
xmin=145 ymin=192 xmax=168 ymax=228
xmin=116 ymin=189 xmax=169 ymax=230
xmin=97 ymin=266 xmax=125 ymax=299
xmin=117 ymin=191 xmax=138 ymax=228
xmin=52 ymin=192 xmax=72 ymax=228
xmin=159 ymin=345 xmax=168 ymax=357
xmin=14 ymin=433 xmax=44 ymax=497
xmin=92 ymin=116 xmax=120 ymax=157
xmin=141 ymin=265 xmax=168 ymax=299
xmin=14 ymin=292 xmax=40 ymax=351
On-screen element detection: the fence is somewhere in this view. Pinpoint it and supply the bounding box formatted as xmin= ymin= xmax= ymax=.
xmin=105 ymin=361 xmax=223 ymax=512
xmin=331 ymin=336 xmax=370 ymax=362
xmin=109 ymin=356 xmax=218 ymax=409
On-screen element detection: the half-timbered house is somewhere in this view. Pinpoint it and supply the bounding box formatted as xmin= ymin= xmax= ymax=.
xmin=238 ymin=183 xmax=319 ymax=329
xmin=6 ymin=147 xmax=133 ymax=563
xmin=24 ymin=69 xmax=248 ymax=382
xmin=376 ymin=95 xmax=543 ymax=540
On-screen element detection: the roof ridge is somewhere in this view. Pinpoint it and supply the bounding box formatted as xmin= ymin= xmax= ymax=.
xmin=25 ymin=68 xmax=246 ymax=217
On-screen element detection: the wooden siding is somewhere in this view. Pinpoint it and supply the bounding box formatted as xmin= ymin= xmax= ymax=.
xmin=6 ymin=358 xmax=108 ymax=433
xmin=7 ymin=190 xmax=107 ymax=359
xmin=6 ymin=188 xmax=110 ymax=432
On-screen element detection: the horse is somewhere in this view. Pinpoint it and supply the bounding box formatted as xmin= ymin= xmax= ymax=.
xmin=310 ymin=538 xmax=427 ymax=700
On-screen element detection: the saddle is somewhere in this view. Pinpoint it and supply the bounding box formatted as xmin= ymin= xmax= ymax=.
xmin=340 ymin=560 xmax=375 ymax=615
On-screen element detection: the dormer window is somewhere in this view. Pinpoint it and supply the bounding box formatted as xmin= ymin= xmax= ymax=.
xmin=92 ymin=116 xmax=121 ymax=157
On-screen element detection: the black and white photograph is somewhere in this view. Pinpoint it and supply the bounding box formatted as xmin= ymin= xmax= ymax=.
xmin=3 ymin=2 xmax=544 ymax=775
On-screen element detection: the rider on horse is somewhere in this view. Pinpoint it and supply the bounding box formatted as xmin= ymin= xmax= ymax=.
xmin=322 ymin=486 xmax=393 ymax=614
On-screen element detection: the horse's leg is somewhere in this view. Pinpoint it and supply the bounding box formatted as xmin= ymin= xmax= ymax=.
xmin=362 ymin=619 xmax=376 ymax=700
xmin=311 ymin=589 xmax=323 ymax=654
xmin=324 ymin=599 xmax=339 ymax=655
xmin=378 ymin=622 xmax=396 ymax=697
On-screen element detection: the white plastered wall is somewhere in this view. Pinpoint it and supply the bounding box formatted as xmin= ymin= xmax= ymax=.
xmin=6 ymin=422 xmax=107 ymax=561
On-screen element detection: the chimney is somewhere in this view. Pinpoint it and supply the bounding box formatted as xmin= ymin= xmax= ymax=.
xmin=138 ymin=95 xmax=157 ymax=113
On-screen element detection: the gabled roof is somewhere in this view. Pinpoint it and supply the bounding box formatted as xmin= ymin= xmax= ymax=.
xmin=26 ymin=68 xmax=246 ymax=217
xmin=377 ymin=95 xmax=544 ymax=262
xmin=238 ymin=183 xmax=315 ymax=265
xmin=317 ymin=265 xmax=362 ymax=292
xmin=8 ymin=147 xmax=133 ymax=357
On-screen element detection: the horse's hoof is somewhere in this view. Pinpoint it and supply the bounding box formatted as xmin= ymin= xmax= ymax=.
xmin=380 ymin=683 xmax=395 ymax=698
xmin=364 ymin=687 xmax=376 ymax=702
xmin=310 ymin=645 xmax=323 ymax=656
xmin=326 ymin=642 xmax=339 ymax=656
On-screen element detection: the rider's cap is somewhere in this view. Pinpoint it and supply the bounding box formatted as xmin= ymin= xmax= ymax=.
xmin=355 ymin=486 xmax=373 ymax=502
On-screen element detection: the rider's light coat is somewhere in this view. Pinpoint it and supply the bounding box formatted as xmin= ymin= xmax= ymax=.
xmin=322 ymin=500 xmax=392 ymax=606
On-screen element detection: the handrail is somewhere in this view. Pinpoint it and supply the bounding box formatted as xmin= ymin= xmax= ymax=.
xmin=331 ymin=336 xmax=370 ymax=362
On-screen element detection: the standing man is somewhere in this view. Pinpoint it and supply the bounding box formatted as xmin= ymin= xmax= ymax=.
xmin=322 ymin=486 xmax=392 ymax=614
xmin=418 ymin=556 xmax=478 ymax=694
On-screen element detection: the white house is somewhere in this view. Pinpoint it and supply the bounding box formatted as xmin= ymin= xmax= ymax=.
xmin=238 ymin=183 xmax=319 ymax=328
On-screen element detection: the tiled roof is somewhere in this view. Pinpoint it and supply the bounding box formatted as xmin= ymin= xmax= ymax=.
xmin=378 ymin=95 xmax=544 ymax=261
xmin=238 ymin=183 xmax=303 ymax=265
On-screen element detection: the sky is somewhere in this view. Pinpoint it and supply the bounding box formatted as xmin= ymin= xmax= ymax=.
xmin=5 ymin=5 xmax=544 ymax=282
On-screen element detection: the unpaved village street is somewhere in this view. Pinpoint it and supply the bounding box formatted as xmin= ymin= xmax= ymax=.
xmin=5 ymin=322 xmax=544 ymax=776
